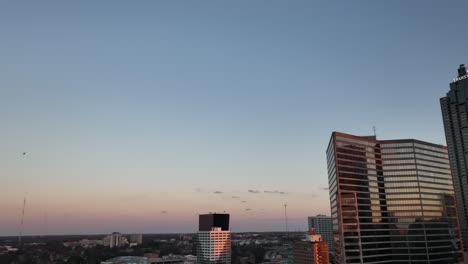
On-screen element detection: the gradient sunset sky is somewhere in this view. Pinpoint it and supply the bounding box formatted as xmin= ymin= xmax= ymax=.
xmin=1 ymin=1 xmax=468 ymax=236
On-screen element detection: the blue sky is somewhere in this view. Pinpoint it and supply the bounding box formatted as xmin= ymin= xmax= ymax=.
xmin=1 ymin=1 xmax=468 ymax=235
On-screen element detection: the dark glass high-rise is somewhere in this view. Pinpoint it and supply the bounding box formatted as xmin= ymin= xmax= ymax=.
xmin=440 ymin=64 xmax=468 ymax=250
xmin=326 ymin=132 xmax=464 ymax=263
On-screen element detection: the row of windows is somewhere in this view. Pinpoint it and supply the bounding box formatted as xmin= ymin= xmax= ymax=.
xmin=383 ymin=164 xmax=417 ymax=170
xmin=384 ymin=170 xmax=418 ymax=176
xmin=384 ymin=176 xmax=418 ymax=182
xmin=335 ymin=136 xmax=377 ymax=147
xmin=420 ymin=187 xmax=453 ymax=193
xmin=417 ymin=165 xmax=450 ymax=174
xmin=337 ymin=175 xmax=452 ymax=187
xmin=416 ymin=158 xmax=450 ymax=169
xmin=381 ymin=148 xmax=415 ymax=154
xmin=418 ymin=170 xmax=452 ymax=179
xmin=422 ymin=193 xmax=452 ymax=199
xmin=415 ymin=153 xmax=448 ymax=164
xmin=386 ymin=200 xmax=422 ymax=205
xmin=418 ymin=181 xmax=453 ymax=190
xmin=382 ymin=153 xmax=415 ymax=159
xmin=385 ymin=182 xmax=418 ymax=188
xmin=383 ymin=159 xmax=416 ymax=165
xmin=414 ymin=148 xmax=448 ymax=158
xmin=380 ymin=142 xmax=414 ymax=148
xmin=384 ymin=176 xmax=452 ymax=185
xmin=413 ymin=143 xmax=447 ymax=154
xmin=387 ymin=205 xmax=423 ymax=211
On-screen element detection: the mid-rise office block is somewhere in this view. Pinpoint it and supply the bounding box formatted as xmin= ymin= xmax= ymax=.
xmin=440 ymin=63 xmax=468 ymax=249
xmin=308 ymin=215 xmax=333 ymax=261
xmin=294 ymin=229 xmax=329 ymax=264
xmin=326 ymin=132 xmax=464 ymax=263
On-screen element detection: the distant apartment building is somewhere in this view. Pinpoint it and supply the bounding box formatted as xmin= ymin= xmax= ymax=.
xmin=293 ymin=229 xmax=329 ymax=264
xmin=79 ymin=238 xmax=103 ymax=247
xmin=197 ymin=213 xmax=231 ymax=264
xmin=326 ymin=132 xmax=464 ymax=263
xmin=103 ymin=232 xmax=128 ymax=248
xmin=308 ymin=215 xmax=333 ymax=261
xmin=130 ymin=233 xmax=143 ymax=244
xmin=440 ymin=63 xmax=468 ymax=249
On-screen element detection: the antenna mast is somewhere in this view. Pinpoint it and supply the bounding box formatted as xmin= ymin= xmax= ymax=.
xmin=19 ymin=152 xmax=28 ymax=248
xmin=44 ymin=211 xmax=48 ymax=237
xmin=284 ymin=202 xmax=289 ymax=239
xmin=19 ymin=196 xmax=26 ymax=247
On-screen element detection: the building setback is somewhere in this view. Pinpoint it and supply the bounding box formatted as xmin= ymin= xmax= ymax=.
xmin=326 ymin=132 xmax=464 ymax=263
xmin=440 ymin=63 xmax=468 ymax=249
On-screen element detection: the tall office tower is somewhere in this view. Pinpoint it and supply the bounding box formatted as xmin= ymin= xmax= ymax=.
xmin=326 ymin=132 xmax=464 ymax=264
xmin=308 ymin=215 xmax=334 ymax=261
xmin=440 ymin=63 xmax=468 ymax=249
xmin=294 ymin=229 xmax=330 ymax=264
xmin=197 ymin=213 xmax=231 ymax=264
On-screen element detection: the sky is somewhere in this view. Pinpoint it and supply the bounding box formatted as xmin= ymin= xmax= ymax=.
xmin=1 ymin=1 xmax=468 ymax=236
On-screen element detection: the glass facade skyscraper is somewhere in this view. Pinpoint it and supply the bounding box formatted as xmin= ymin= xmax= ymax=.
xmin=440 ymin=64 xmax=468 ymax=249
xmin=326 ymin=132 xmax=464 ymax=263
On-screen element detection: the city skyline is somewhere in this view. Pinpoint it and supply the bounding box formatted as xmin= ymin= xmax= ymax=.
xmin=2 ymin=1 xmax=468 ymax=236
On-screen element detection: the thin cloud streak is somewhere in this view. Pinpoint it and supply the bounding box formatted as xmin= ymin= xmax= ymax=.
xmin=264 ymin=190 xmax=287 ymax=195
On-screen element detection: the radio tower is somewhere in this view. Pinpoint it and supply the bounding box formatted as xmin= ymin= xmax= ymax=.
xmin=18 ymin=152 xmax=27 ymax=248
xmin=284 ymin=202 xmax=289 ymax=240
xmin=19 ymin=196 xmax=26 ymax=248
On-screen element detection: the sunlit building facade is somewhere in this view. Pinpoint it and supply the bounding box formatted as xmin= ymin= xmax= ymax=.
xmin=197 ymin=214 xmax=231 ymax=264
xmin=308 ymin=215 xmax=333 ymax=262
xmin=294 ymin=229 xmax=330 ymax=264
xmin=440 ymin=63 xmax=468 ymax=249
xmin=326 ymin=132 xmax=464 ymax=263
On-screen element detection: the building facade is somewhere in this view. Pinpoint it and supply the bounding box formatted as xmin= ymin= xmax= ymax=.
xmin=130 ymin=234 xmax=143 ymax=244
xmin=308 ymin=215 xmax=333 ymax=261
xmin=440 ymin=63 xmax=468 ymax=249
xmin=199 ymin=213 xmax=230 ymax=231
xmin=103 ymin=232 xmax=128 ymax=248
xmin=326 ymin=132 xmax=464 ymax=263
xmin=293 ymin=229 xmax=329 ymax=264
xmin=197 ymin=214 xmax=231 ymax=264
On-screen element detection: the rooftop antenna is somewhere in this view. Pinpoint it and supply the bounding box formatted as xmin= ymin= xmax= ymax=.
xmin=284 ymin=202 xmax=289 ymax=239
xmin=373 ymin=126 xmax=377 ymax=138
